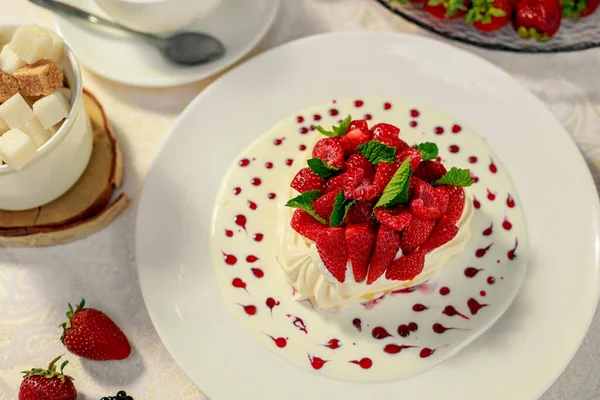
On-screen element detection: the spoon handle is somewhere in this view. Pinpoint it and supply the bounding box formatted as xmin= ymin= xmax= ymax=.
xmin=28 ymin=0 xmax=161 ymax=42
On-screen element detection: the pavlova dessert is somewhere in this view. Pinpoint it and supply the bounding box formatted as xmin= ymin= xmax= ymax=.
xmin=277 ymin=116 xmax=474 ymax=309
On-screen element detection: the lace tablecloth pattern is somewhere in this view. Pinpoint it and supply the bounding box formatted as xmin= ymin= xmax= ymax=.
xmin=2 ymin=0 xmax=600 ymax=399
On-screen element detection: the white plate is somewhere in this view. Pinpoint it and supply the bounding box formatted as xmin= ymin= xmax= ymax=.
xmin=55 ymin=0 xmax=279 ymax=87
xmin=136 ymin=32 xmax=600 ymax=399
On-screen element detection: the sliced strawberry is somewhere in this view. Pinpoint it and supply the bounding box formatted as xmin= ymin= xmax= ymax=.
xmin=420 ymin=217 xmax=459 ymax=253
xmin=325 ymin=172 xmax=347 ymax=193
xmin=340 ymin=129 xmax=370 ymax=155
xmin=581 ymin=0 xmax=600 ymax=16
xmin=291 ymin=209 xmax=327 ymax=241
xmin=375 ymin=135 xmax=410 ymax=152
xmin=410 ymin=180 xmax=442 ymax=219
xmin=343 ymin=169 xmax=379 ymax=201
xmin=435 ymin=186 xmax=450 ymax=216
xmin=346 ymin=201 xmax=375 ymax=224
xmin=346 ymin=223 xmax=376 ymax=283
xmin=373 ymin=162 xmax=398 ymax=192
xmin=348 ymin=119 xmax=369 ymax=135
xmin=366 ymin=225 xmax=401 ymax=284
xmin=312 ymin=137 xmax=345 ymax=169
xmin=370 ymin=123 xmax=408 ymax=151
xmin=414 ymin=160 xmax=447 ymax=182
xmin=401 ymin=216 xmax=436 ymax=253
xmin=315 ymin=227 xmax=348 ymax=283
xmin=396 ymin=148 xmax=422 ymax=171
xmin=291 ymin=167 xmax=325 ymax=193
xmin=345 ymin=153 xmax=375 ymax=180
xmin=374 ymin=206 xmax=413 ymax=231
xmin=313 ymin=191 xmax=338 ymax=221
xmin=386 ymin=250 xmax=426 ymax=281
xmin=442 ymin=185 xmax=465 ymax=224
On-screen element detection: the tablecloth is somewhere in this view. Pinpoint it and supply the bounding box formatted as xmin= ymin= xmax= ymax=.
xmin=2 ymin=0 xmax=600 ymax=399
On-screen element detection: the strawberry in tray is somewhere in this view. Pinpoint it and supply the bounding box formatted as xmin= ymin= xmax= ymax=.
xmin=513 ymin=0 xmax=563 ymax=41
xmin=286 ymin=116 xmax=474 ymax=286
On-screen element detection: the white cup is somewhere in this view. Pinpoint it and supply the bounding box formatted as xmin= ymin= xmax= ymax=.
xmin=95 ymin=0 xmax=222 ymax=34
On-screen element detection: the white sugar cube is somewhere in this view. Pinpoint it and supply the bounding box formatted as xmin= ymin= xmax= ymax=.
xmin=0 ymin=117 xmax=8 ymax=135
xmin=44 ymin=28 xmax=64 ymax=64
xmin=56 ymin=87 xmax=72 ymax=103
xmin=8 ymin=24 xmax=52 ymax=64
xmin=0 ymin=46 xmax=26 ymax=75
xmin=33 ymin=92 xmax=70 ymax=129
xmin=0 ymin=93 xmax=34 ymax=129
xmin=0 ymin=128 xmax=37 ymax=170
xmin=20 ymin=118 xmax=51 ymax=148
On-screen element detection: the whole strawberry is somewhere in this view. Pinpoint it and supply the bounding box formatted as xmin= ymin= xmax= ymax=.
xmin=423 ymin=0 xmax=470 ymax=18
xmin=513 ymin=0 xmax=562 ymax=41
xmin=562 ymin=0 xmax=599 ymax=20
xmin=19 ymin=355 xmax=76 ymax=400
xmin=467 ymin=0 xmax=513 ymax=31
xmin=60 ymin=299 xmax=131 ymax=361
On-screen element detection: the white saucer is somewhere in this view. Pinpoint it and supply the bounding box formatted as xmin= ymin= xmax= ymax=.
xmin=54 ymin=0 xmax=279 ymax=87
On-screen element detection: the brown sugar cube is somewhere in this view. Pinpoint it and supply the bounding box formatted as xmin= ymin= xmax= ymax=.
xmin=14 ymin=60 xmax=63 ymax=97
xmin=0 ymin=70 xmax=19 ymax=103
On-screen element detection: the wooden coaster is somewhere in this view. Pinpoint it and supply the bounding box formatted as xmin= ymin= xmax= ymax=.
xmin=0 ymin=89 xmax=129 ymax=247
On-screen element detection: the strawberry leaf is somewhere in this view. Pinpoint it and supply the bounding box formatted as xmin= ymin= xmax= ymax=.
xmin=414 ymin=142 xmax=438 ymax=161
xmin=375 ymin=157 xmax=412 ymax=208
xmin=434 ymin=167 xmax=474 ymax=187
xmin=285 ymin=191 xmax=327 ymax=224
xmin=307 ymin=158 xmax=340 ymax=179
xmin=315 ymin=115 xmax=352 ymax=137
xmin=357 ymin=141 xmax=396 ymax=165
xmin=329 ymin=190 xmax=356 ymax=227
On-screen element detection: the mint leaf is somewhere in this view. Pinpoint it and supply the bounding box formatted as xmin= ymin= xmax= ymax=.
xmin=414 ymin=142 xmax=438 ymax=161
xmin=357 ymin=141 xmax=396 ymax=165
xmin=434 ymin=167 xmax=474 ymax=187
xmin=285 ymin=190 xmax=327 ymax=224
xmin=329 ymin=190 xmax=356 ymax=227
xmin=307 ymin=158 xmax=340 ymax=179
xmin=375 ymin=158 xmax=412 ymax=208
xmin=315 ymin=115 xmax=352 ymax=137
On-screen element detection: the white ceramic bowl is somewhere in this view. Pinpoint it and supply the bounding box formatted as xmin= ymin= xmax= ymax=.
xmin=0 ymin=26 xmax=93 ymax=211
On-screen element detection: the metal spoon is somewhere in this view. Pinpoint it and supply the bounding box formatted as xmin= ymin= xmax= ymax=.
xmin=29 ymin=0 xmax=226 ymax=65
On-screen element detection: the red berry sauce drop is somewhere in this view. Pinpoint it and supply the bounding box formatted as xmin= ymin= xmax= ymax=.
xmin=239 ymin=304 xmax=256 ymax=315
xmin=274 ymin=137 xmax=285 ymax=145
xmin=232 ymin=278 xmax=248 ymax=293
xmin=239 ymin=158 xmax=250 ymax=167
xmin=408 ymin=322 xmax=418 ymax=331
xmin=440 ymin=287 xmax=450 ymax=296
xmin=354 ymin=100 xmax=364 ymax=108
xmin=473 ymin=196 xmax=481 ymax=209
xmin=508 ymin=238 xmax=519 ymax=260
xmin=265 ymin=162 xmax=273 ymax=169
xmin=225 ymin=229 xmax=233 ymax=237
xmin=233 ymin=187 xmax=241 ymax=196
xmin=297 ymin=116 xmax=304 ymax=123
xmin=300 ymin=127 xmax=308 ymax=134
xmin=266 ymin=297 xmax=280 ymax=313
xmin=443 ymin=305 xmax=469 ymax=320
xmin=324 ymin=339 xmax=341 ymax=349
xmin=467 ymin=298 xmax=488 ymax=315
xmin=476 ymin=243 xmax=493 ymax=258
xmin=503 ymin=218 xmax=512 ymax=230
xmin=410 ymin=109 xmax=420 ymax=118
xmin=299 ymin=144 xmax=307 ymax=151
xmin=487 ymin=276 xmax=496 ymax=285
xmin=507 ymin=194 xmax=516 ymax=208
xmin=392 ymin=286 xmax=419 ymax=295
xmin=464 ymin=267 xmax=483 ymax=278
xmin=480 ymin=291 xmax=487 ymax=297
xmin=483 ymin=223 xmax=493 ymax=236
xmin=349 ymin=358 xmax=373 ymax=369
xmin=251 ymin=268 xmax=264 ymax=278
xmin=286 ymin=159 xmax=294 ymax=166
xmin=471 ymin=174 xmax=479 ymax=183
xmin=308 ymin=354 xmax=328 ymax=370
xmin=372 ymin=326 xmax=392 ymax=339
xmin=397 ymin=324 xmax=410 ymax=337
xmin=487 ymin=189 xmax=496 ymax=201
xmin=222 ymin=252 xmax=237 ymax=266
xmin=268 ymin=192 xmax=276 ymax=200
xmin=329 ymin=109 xmax=339 ymax=116
xmin=469 ymin=156 xmax=478 ymax=163
xmin=384 ymin=344 xmax=415 ymax=354
xmin=287 ymin=314 xmax=308 ymax=334
xmin=313 ymin=114 xmax=322 ymax=121
xmin=489 ymin=159 xmax=498 ymax=173
xmin=253 ymin=233 xmax=263 ymax=242
xmin=246 ymin=255 xmax=259 ymax=263
xmin=452 ymin=124 xmax=462 ymax=133
xmin=248 ymin=201 xmax=258 ymax=210
xmin=267 ymin=335 xmax=287 ymax=348
xmin=420 ymin=348 xmax=435 ymax=358
xmin=235 ymin=214 xmax=247 ymax=231
xmin=435 ymin=126 xmax=444 ymax=135
xmin=251 ymin=178 xmax=262 ymax=186
xmin=412 ymin=304 xmax=428 ymax=312
xmin=433 ymin=323 xmax=453 ymax=334
xmin=365 ymin=113 xmax=372 ymax=120
xmin=352 ymin=318 xmax=362 ymax=332
xmin=449 ymin=145 xmax=459 ymax=153
xmin=384 ymin=102 xmax=392 ymax=110
xmin=310 ymin=125 xmax=315 ymax=131
xmin=410 ymin=121 xmax=418 ymax=128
